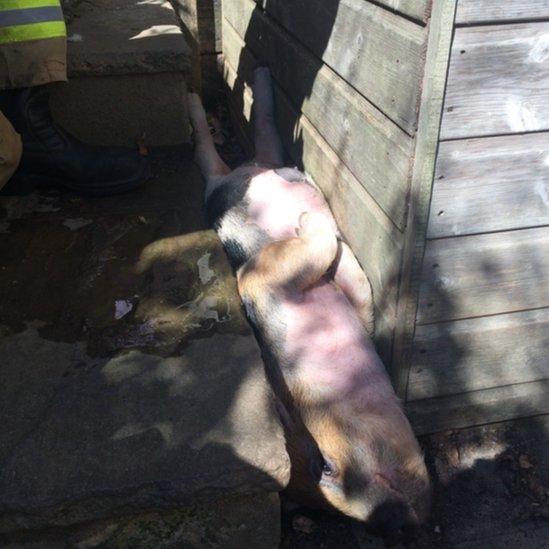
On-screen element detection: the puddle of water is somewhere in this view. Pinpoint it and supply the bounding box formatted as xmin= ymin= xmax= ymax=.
xmin=197 ymin=252 xmax=215 ymax=284
xmin=114 ymin=300 xmax=134 ymax=320
xmin=63 ymin=218 xmax=93 ymax=231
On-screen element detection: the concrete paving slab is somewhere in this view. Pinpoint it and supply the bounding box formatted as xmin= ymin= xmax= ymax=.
xmin=63 ymin=0 xmax=192 ymax=77
xmin=50 ymin=0 xmax=193 ymax=146
xmin=0 ymin=152 xmax=290 ymax=533
xmin=0 ymin=492 xmax=281 ymax=548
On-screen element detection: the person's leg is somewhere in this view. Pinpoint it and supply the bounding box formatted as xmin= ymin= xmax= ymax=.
xmin=187 ymin=92 xmax=230 ymax=180
xmin=0 ymin=0 xmax=149 ymax=195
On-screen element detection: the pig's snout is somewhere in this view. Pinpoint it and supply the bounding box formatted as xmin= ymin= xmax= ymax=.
xmin=285 ymin=401 xmax=431 ymax=541
xmin=368 ymin=500 xmax=420 ymax=544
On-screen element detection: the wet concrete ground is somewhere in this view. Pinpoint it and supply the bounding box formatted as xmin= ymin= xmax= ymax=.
xmin=0 ymin=148 xmax=288 ymax=545
xmin=1 ymin=132 xmax=547 ymax=547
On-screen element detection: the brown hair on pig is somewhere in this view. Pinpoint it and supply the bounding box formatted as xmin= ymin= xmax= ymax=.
xmin=281 ymin=382 xmax=431 ymax=542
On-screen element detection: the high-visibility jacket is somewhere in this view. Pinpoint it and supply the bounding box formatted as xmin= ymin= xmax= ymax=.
xmin=0 ymin=0 xmax=66 ymax=44
xmin=0 ymin=0 xmax=67 ymax=89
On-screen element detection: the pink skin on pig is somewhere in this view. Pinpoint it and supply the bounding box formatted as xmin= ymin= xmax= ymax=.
xmin=279 ymin=283 xmax=392 ymax=400
xmin=245 ymin=170 xmax=337 ymax=241
xmin=245 ymin=169 xmax=388 ymax=399
xmin=188 ymin=68 xmax=430 ymax=540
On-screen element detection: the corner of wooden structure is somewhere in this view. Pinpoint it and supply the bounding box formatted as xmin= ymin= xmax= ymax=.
xmin=391 ymin=0 xmax=457 ymax=399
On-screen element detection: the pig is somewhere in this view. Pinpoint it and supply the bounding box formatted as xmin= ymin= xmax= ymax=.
xmin=187 ymin=67 xmax=430 ymax=542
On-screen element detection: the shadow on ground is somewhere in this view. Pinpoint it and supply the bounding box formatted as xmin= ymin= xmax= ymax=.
xmin=0 ymin=147 xmax=288 ymax=544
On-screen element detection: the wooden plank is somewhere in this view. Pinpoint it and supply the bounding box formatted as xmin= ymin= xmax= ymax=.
xmin=366 ymin=0 xmax=431 ymax=23
xmin=441 ymin=23 xmax=549 ymax=140
xmin=417 ymin=227 xmax=549 ymax=324
xmin=391 ymin=0 xmax=457 ymax=397
xmin=408 ymin=308 xmax=549 ymax=400
xmin=222 ymin=16 xmax=413 ymax=229
xmin=407 ymin=379 xmax=549 ymax=435
xmin=456 ymin=0 xmax=549 ymax=26
xmin=224 ymin=0 xmax=427 ymax=134
xmin=174 ymin=0 xmax=221 ymax=54
xmin=223 ymin=59 xmax=403 ymax=367
xmin=428 ymin=133 xmax=549 ymax=238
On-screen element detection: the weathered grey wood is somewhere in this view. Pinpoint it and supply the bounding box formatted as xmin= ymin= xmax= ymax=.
xmin=417 ymin=227 xmax=549 ymax=324
xmin=391 ymin=0 xmax=458 ymax=397
xmin=456 ymin=0 xmax=549 ymax=25
xmin=408 ymin=308 xmax=549 ymax=400
xmin=224 ymin=0 xmax=427 ymax=134
xmin=222 ymin=17 xmax=413 ymax=229
xmin=441 ymin=23 xmax=549 ymax=140
xmin=223 ymin=58 xmax=403 ymax=366
xmin=407 ymin=379 xmax=549 ymax=435
xmin=174 ymin=0 xmax=221 ymax=54
xmin=366 ymin=0 xmax=431 ymax=23
xmin=428 ymin=133 xmax=549 ymax=238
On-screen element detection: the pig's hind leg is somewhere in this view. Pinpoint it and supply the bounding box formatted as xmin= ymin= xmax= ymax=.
xmin=334 ymin=243 xmax=375 ymax=337
xmin=188 ymin=93 xmax=230 ymax=179
xmin=253 ymin=67 xmax=284 ymax=168
xmin=238 ymin=212 xmax=338 ymax=296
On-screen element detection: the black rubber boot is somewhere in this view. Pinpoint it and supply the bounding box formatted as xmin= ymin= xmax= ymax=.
xmin=0 ymin=86 xmax=150 ymax=196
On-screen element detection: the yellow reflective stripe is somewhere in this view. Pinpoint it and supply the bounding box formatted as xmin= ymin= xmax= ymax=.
xmin=0 ymin=0 xmax=61 ymax=12
xmin=0 ymin=20 xmax=65 ymax=44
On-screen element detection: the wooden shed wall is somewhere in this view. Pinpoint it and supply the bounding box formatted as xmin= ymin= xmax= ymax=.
xmin=220 ymin=0 xmax=436 ymax=370
xmin=405 ymin=0 xmax=549 ymax=433
xmin=219 ymin=0 xmax=547 ymax=434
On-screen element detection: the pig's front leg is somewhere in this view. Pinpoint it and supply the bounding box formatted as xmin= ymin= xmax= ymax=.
xmin=334 ymin=242 xmax=375 ymax=337
xmin=252 ymin=67 xmax=284 ymax=168
xmin=188 ymin=93 xmax=231 ymax=180
xmin=238 ymin=211 xmax=338 ymax=295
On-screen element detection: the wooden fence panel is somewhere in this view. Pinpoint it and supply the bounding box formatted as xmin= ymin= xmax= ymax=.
xmin=417 ymin=227 xmax=549 ymax=323
xmin=441 ymin=23 xmax=549 ymax=139
xmin=224 ymin=0 xmax=426 ymax=133
xmin=429 ymin=133 xmax=549 ymax=237
xmin=409 ymin=308 xmax=549 ymax=400
xmin=456 ymin=0 xmax=549 ymax=25
xmin=222 ymin=16 xmax=413 ymax=228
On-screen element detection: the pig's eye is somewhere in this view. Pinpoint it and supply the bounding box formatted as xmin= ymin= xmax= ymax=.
xmin=322 ymin=463 xmax=334 ymax=476
xmin=321 ymin=459 xmax=338 ymax=478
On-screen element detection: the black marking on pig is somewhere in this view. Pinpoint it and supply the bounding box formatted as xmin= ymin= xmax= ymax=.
xmin=206 ymin=170 xmax=272 ymax=269
xmin=221 ymin=237 xmax=249 ymax=270
xmin=241 ymin=293 xmax=290 ymax=395
xmin=217 ymin=210 xmax=271 ymax=269
xmin=205 ymin=181 xmax=249 ymax=226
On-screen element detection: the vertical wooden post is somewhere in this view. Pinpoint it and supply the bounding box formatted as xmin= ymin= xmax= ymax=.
xmin=392 ymin=0 xmax=458 ymax=399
